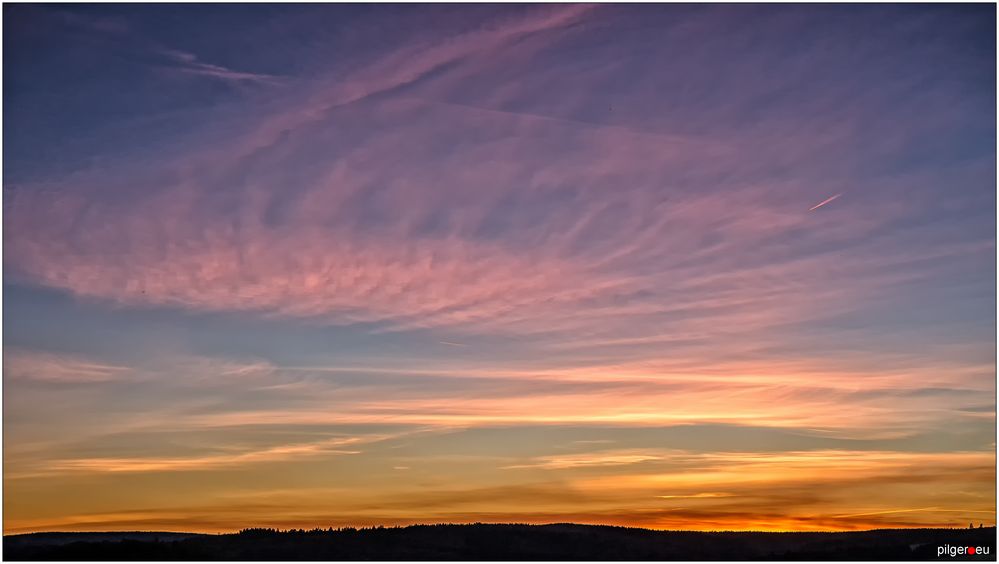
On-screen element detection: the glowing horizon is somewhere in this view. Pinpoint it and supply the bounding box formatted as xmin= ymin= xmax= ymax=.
xmin=3 ymin=3 xmax=995 ymax=534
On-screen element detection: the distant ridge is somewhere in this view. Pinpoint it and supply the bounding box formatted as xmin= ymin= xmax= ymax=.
xmin=6 ymin=531 xmax=205 ymax=547
xmin=4 ymin=523 xmax=996 ymax=560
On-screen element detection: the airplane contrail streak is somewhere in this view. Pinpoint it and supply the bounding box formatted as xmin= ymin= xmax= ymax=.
xmin=809 ymin=193 xmax=843 ymax=211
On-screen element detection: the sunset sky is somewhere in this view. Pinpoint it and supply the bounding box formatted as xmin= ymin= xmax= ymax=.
xmin=3 ymin=4 xmax=996 ymax=534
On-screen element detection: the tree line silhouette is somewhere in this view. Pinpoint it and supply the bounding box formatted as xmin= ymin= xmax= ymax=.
xmin=5 ymin=523 xmax=996 ymax=560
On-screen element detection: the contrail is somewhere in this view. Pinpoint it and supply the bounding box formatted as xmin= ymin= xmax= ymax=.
xmin=439 ymin=341 xmax=467 ymax=347
xmin=809 ymin=193 xmax=843 ymax=211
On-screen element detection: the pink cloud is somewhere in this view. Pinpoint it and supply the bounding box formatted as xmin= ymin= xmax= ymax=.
xmin=4 ymin=2 xmax=989 ymax=354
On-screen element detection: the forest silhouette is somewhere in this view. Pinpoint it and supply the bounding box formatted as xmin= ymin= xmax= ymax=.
xmin=5 ymin=523 xmax=996 ymax=560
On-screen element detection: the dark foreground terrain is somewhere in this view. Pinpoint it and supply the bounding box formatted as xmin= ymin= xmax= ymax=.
xmin=4 ymin=523 xmax=996 ymax=560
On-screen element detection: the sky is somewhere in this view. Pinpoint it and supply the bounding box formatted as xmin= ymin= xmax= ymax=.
xmin=2 ymin=3 xmax=996 ymax=534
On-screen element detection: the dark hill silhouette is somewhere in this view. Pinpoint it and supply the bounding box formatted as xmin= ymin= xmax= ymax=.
xmin=4 ymin=523 xmax=996 ymax=560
